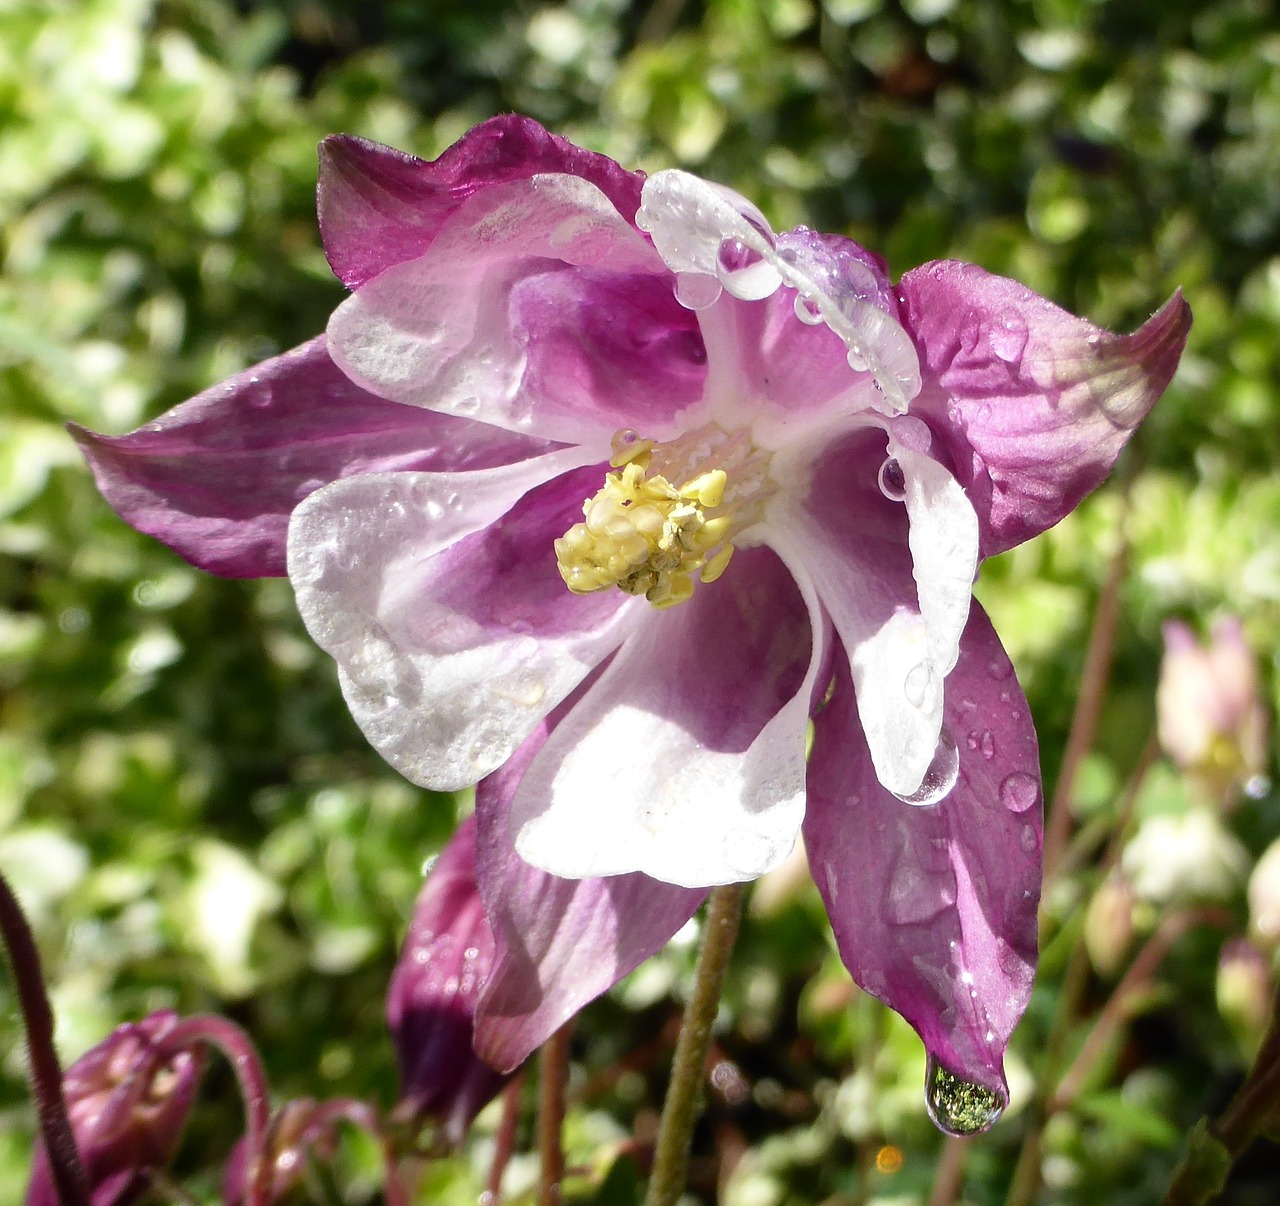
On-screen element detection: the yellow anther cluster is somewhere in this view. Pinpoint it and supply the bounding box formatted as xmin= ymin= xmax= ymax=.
xmin=554 ymin=438 xmax=737 ymax=609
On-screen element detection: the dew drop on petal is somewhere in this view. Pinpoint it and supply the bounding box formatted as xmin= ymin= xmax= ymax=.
xmin=793 ymin=293 xmax=825 ymax=324
xmin=847 ymin=347 xmax=869 ymax=372
xmin=715 ymin=237 xmax=783 ymax=300
xmin=989 ymin=311 xmax=1029 ymax=362
xmin=1243 ymin=775 xmax=1271 ymax=799
xmin=904 ymin=661 xmax=931 ymax=709
xmin=925 ymin=1057 xmax=1005 ymax=1136
xmin=980 ymin=730 xmax=996 ymax=759
xmin=999 ymin=771 xmax=1039 ymax=813
xmin=878 ymin=456 xmax=907 ymax=501
xmin=893 ymin=729 xmax=959 ymax=807
xmin=674 ymin=271 xmax=723 ymax=311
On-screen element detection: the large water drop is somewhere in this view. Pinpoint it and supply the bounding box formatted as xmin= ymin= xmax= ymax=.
xmin=893 ymin=729 xmax=959 ymax=807
xmin=674 ymin=271 xmax=723 ymax=311
xmin=716 ymin=237 xmax=782 ymax=300
xmin=924 ymin=1057 xmax=1005 ymax=1136
xmin=878 ymin=456 xmax=907 ymax=501
xmin=999 ymin=771 xmax=1039 ymax=813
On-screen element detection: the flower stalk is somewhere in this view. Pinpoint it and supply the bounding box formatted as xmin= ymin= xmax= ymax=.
xmin=0 ymin=869 xmax=91 ymax=1206
xmin=537 ymin=1024 xmax=573 ymax=1206
xmin=644 ymin=883 xmax=746 ymax=1206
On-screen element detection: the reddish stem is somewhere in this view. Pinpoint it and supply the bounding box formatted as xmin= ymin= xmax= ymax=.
xmin=0 ymin=869 xmax=91 ymax=1206
xmin=538 ymin=1023 xmax=574 ymax=1206
xmin=487 ymin=1074 xmax=525 ymax=1203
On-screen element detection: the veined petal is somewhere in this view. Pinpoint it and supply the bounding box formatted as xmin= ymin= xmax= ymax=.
xmin=474 ymin=703 xmax=707 ymax=1072
xmin=72 ymin=337 xmax=554 ymax=577
xmin=900 ymin=263 xmax=1191 ymax=555
xmin=804 ymin=603 xmax=1040 ymax=1104
xmin=287 ymin=453 xmax=641 ymax=791
xmin=328 ymin=174 xmax=684 ymax=445
xmin=509 ymin=546 xmax=825 ymax=888
xmin=318 ymin=116 xmax=646 ymax=289
xmin=770 ymin=425 xmax=975 ymax=799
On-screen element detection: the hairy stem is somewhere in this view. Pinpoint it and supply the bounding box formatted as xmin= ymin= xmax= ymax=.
xmin=537 ymin=1023 xmax=573 ymax=1206
xmin=0 ymin=869 xmax=90 ymax=1206
xmin=644 ymin=883 xmax=746 ymax=1206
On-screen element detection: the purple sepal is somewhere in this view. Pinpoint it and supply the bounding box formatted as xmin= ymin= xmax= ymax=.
xmin=72 ymin=336 xmax=553 ymax=578
xmin=803 ymin=603 xmax=1041 ymax=1102
xmin=473 ymin=698 xmax=707 ymax=1072
xmin=900 ymin=263 xmax=1191 ymax=556
xmin=318 ymin=116 xmax=647 ymax=289
xmin=25 ymin=1011 xmax=204 ymax=1206
xmin=386 ymin=813 xmax=507 ymax=1143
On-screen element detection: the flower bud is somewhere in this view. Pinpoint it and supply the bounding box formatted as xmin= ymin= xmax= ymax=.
xmin=1083 ymin=872 xmax=1138 ymax=977
xmin=1248 ymin=837 xmax=1280 ymax=951
xmin=1157 ymin=618 xmax=1269 ymax=803
xmin=221 ymin=1099 xmax=337 ymax=1205
xmin=1216 ymin=938 xmax=1274 ymax=1058
xmin=26 ymin=1011 xmax=204 ymax=1206
xmin=386 ymin=814 xmax=507 ymax=1143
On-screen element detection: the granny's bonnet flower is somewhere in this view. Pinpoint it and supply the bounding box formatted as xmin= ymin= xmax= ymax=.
xmin=76 ymin=116 xmax=1189 ymax=1128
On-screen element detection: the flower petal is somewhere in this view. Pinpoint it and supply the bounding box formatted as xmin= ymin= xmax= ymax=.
xmin=72 ymin=337 xmax=554 ymax=577
xmin=769 ymin=424 xmax=977 ymax=799
xmin=509 ymin=545 xmax=824 ymax=887
xmin=474 ymin=706 xmax=707 ymax=1071
xmin=288 ymin=454 xmax=641 ymax=791
xmin=803 ymin=602 xmax=1040 ymax=1100
xmin=900 ymin=263 xmax=1191 ymax=555
xmin=327 ymin=174 xmax=681 ymax=445
xmin=318 ymin=115 xmax=646 ymax=289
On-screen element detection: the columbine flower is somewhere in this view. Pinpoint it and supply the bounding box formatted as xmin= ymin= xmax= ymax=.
xmin=26 ymin=1012 xmax=204 ymax=1206
xmin=76 ymin=116 xmax=1190 ymax=1130
xmin=1158 ymin=617 xmax=1269 ymax=803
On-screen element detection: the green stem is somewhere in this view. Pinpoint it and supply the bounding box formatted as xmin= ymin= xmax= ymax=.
xmin=644 ymin=883 xmax=746 ymax=1206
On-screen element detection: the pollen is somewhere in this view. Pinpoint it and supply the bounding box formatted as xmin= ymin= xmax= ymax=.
xmin=554 ymin=426 xmax=770 ymax=609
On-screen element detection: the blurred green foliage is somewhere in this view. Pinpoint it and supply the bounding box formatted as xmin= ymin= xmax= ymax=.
xmin=1 ymin=0 xmax=1277 ymax=1202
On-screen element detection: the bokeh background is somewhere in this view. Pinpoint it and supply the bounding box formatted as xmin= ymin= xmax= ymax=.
xmin=1 ymin=0 xmax=1278 ymax=1202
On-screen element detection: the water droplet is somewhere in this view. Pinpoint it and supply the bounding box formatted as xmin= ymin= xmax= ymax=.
xmin=1243 ymin=774 xmax=1271 ymax=800
xmin=793 ymin=293 xmax=824 ymax=325
xmin=988 ymin=656 xmax=1013 ymax=680
xmin=674 ymin=272 xmax=723 ymax=311
xmin=979 ymin=730 xmax=995 ymax=760
xmin=904 ymin=661 xmax=933 ymax=709
xmin=966 ymin=732 xmax=980 ymax=751
xmin=989 ymin=311 xmax=1029 ymax=363
xmin=999 ymin=771 xmax=1039 ymax=813
xmin=1020 ymin=823 xmax=1039 ymax=853
xmin=715 ymin=237 xmax=781 ymax=300
xmin=878 ymin=456 xmax=907 ymax=501
xmin=925 ymin=1057 xmax=1005 ymax=1136
xmin=893 ymin=729 xmax=959 ymax=807
xmin=846 ymin=347 xmax=869 ymax=372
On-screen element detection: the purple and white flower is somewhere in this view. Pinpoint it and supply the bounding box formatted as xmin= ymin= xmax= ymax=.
xmin=76 ymin=116 xmax=1190 ymax=1130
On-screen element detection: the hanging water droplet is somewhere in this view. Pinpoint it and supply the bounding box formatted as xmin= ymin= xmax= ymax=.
xmin=893 ymin=729 xmax=959 ymax=807
xmin=793 ymin=293 xmax=824 ymax=324
xmin=878 ymin=456 xmax=907 ymax=501
xmin=999 ymin=771 xmax=1038 ymax=813
xmin=715 ymin=237 xmax=782 ymax=300
xmin=846 ymin=346 xmax=869 ymax=372
xmin=674 ymin=272 xmax=723 ymax=311
xmin=924 ymin=1057 xmax=1006 ymax=1136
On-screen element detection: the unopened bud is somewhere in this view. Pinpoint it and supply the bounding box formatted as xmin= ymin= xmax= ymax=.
xmin=1216 ymin=938 xmax=1274 ymax=1058
xmin=1157 ymin=618 xmax=1269 ymax=803
xmin=1084 ymin=873 xmax=1138 ymax=977
xmin=1248 ymin=838 xmax=1280 ymax=951
xmin=1120 ymin=808 xmax=1249 ymax=905
xmin=387 ymin=814 xmax=506 ymax=1143
xmin=25 ymin=1011 xmax=204 ymax=1206
xmin=221 ymin=1099 xmax=337 ymax=1205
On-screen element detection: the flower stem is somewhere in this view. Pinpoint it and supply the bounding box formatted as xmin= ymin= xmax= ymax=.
xmin=312 ymin=1098 xmax=411 ymax=1206
xmin=644 ymin=883 xmax=745 ymax=1206
xmin=160 ymin=1014 xmax=272 ymax=1206
xmin=0 ymin=869 xmax=91 ymax=1206
xmin=537 ymin=1023 xmax=573 ymax=1206
xmin=487 ymin=1073 xmax=525 ymax=1203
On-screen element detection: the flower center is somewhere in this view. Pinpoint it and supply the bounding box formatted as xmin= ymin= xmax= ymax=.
xmin=555 ymin=425 xmax=773 ymax=609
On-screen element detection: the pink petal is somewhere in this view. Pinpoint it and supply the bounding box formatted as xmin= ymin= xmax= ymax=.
xmin=72 ymin=337 xmax=552 ymax=577
xmin=474 ymin=703 xmax=707 ymax=1072
xmin=287 ymin=456 xmax=642 ymax=792
xmin=318 ymin=115 xmax=646 ymax=289
xmin=803 ymin=602 xmax=1041 ymax=1103
xmin=327 ymin=174 xmax=687 ymax=445
xmin=900 ymin=263 xmax=1191 ymax=556
xmin=509 ymin=546 xmax=825 ymax=887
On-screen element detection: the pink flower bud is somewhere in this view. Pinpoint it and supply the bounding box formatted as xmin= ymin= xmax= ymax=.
xmin=221 ymin=1099 xmax=337 ymax=1205
xmin=1248 ymin=838 xmax=1280 ymax=951
xmin=25 ymin=1011 xmax=204 ymax=1206
xmin=386 ymin=814 xmax=506 ymax=1143
xmin=1216 ymin=938 xmax=1274 ymax=1057
xmin=1158 ymin=618 xmax=1269 ymax=802
xmin=1084 ymin=873 xmax=1138 ymax=977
